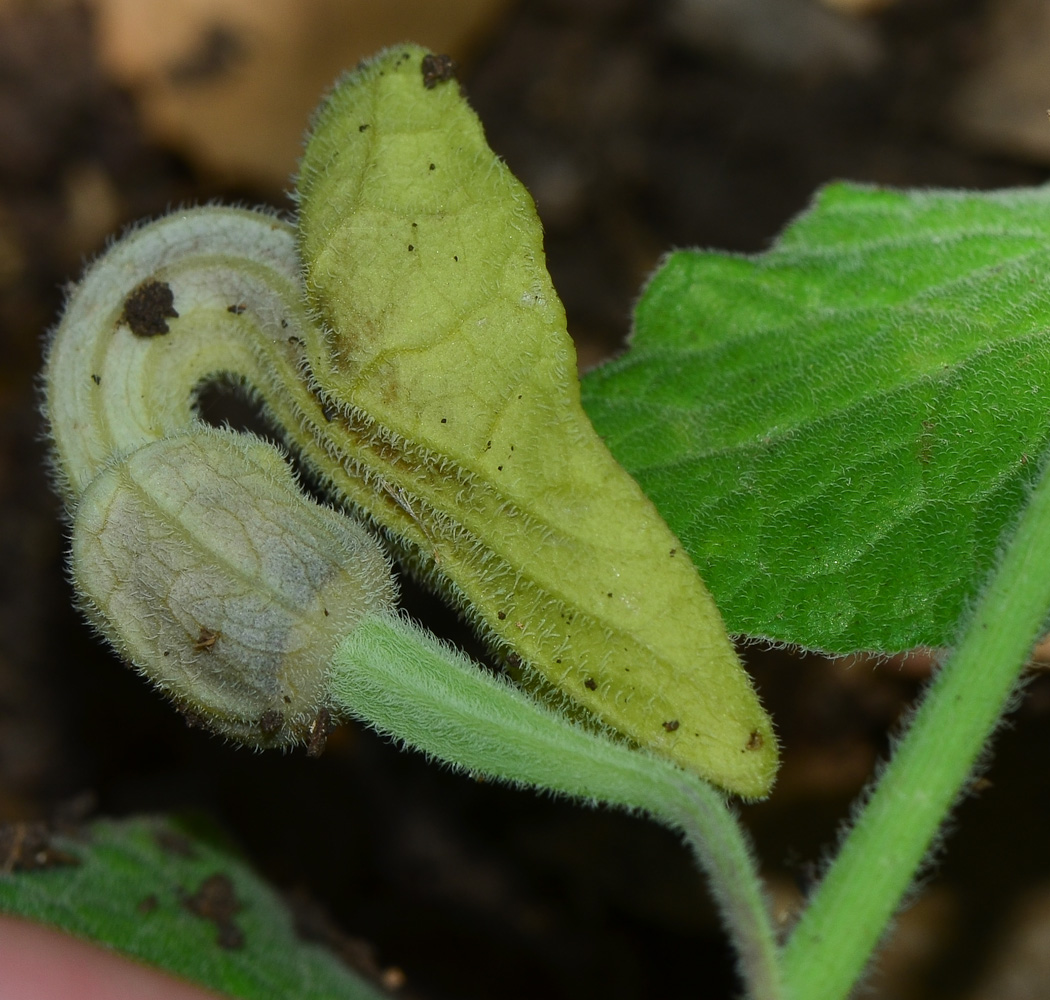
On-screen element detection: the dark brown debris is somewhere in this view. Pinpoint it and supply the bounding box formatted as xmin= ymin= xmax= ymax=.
xmin=421 ymin=53 xmax=456 ymax=90
xmin=306 ymin=707 xmax=332 ymax=758
xmin=121 ymin=279 xmax=178 ymax=337
xmin=180 ymin=872 xmax=245 ymax=950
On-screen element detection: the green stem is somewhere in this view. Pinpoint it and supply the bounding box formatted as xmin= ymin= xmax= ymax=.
xmin=781 ymin=452 xmax=1050 ymax=1000
xmin=331 ymin=614 xmax=783 ymax=1000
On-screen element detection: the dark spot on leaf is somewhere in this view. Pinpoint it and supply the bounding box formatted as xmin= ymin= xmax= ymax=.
xmin=746 ymin=730 xmax=764 ymax=751
xmin=358 ymin=123 xmax=369 ymax=132
xmin=497 ymin=610 xmax=506 ymax=620
xmin=180 ymin=873 xmax=244 ymax=950
xmin=154 ymin=828 xmax=197 ymax=859
xmin=227 ymin=303 xmax=246 ymax=315
xmin=440 ymin=417 xmax=447 ymax=423
xmin=122 ymin=279 xmax=178 ymax=337
xmin=429 ymin=163 xmax=436 ymax=171
xmin=0 ymin=821 xmax=80 ymax=874
xmin=584 ymin=678 xmax=597 ymax=691
xmin=421 ymin=53 xmax=456 ymax=89
xmin=669 ymin=548 xmax=677 ymax=557
xmin=194 ymin=626 xmax=220 ymax=652
xmin=408 ymin=244 xmax=414 ymax=251
xmin=91 ymin=373 xmax=101 ymax=385
xmin=662 ymin=720 xmax=680 ymax=733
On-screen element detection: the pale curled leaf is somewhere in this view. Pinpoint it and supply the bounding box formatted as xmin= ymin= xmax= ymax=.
xmin=44 ymin=206 xmax=316 ymax=501
xmin=583 ymin=182 xmax=1050 ymax=653
xmin=72 ymin=428 xmax=398 ymax=746
xmin=43 ymin=206 xmax=403 ymax=747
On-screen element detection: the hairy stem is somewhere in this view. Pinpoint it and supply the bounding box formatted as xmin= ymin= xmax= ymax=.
xmin=781 ymin=449 xmax=1050 ymax=1000
xmin=331 ymin=614 xmax=783 ymax=1000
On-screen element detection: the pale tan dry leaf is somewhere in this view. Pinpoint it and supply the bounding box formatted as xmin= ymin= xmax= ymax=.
xmin=89 ymin=0 xmax=509 ymax=188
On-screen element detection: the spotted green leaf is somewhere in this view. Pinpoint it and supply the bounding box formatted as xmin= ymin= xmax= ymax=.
xmin=0 ymin=815 xmax=385 ymax=1000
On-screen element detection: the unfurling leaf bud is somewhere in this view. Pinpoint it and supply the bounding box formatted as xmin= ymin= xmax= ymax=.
xmin=71 ymin=427 xmax=398 ymax=747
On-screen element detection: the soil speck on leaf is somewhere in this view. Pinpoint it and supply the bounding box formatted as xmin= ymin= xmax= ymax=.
xmin=193 ymin=626 xmax=220 ymax=652
xmin=180 ymin=872 xmax=244 ymax=950
xmin=421 ymin=53 xmax=456 ymax=89
xmin=121 ymin=279 xmax=178 ymax=337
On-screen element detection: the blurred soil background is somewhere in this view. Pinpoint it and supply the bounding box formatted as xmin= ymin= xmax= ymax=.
xmin=4 ymin=0 xmax=1050 ymax=997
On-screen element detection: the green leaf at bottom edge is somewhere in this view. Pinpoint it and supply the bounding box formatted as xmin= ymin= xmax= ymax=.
xmin=0 ymin=814 xmax=386 ymax=1000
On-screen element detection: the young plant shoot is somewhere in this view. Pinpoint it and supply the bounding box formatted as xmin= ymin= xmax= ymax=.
xmin=33 ymin=40 xmax=1050 ymax=1000
xmin=43 ymin=44 xmax=777 ymax=797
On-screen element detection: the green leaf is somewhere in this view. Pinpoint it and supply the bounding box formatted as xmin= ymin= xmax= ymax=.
xmin=0 ymin=815 xmax=385 ymax=1000
xmin=582 ymin=182 xmax=1050 ymax=653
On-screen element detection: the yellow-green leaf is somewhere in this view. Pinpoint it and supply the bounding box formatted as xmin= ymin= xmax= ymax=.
xmin=296 ymin=45 xmax=777 ymax=796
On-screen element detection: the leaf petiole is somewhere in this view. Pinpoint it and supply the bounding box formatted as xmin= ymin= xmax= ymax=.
xmin=331 ymin=614 xmax=784 ymax=1000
